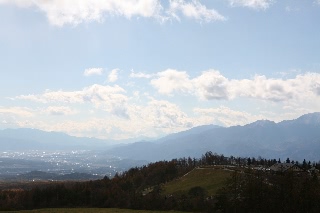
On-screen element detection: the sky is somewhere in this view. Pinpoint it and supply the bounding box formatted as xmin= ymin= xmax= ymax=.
xmin=0 ymin=0 xmax=320 ymax=140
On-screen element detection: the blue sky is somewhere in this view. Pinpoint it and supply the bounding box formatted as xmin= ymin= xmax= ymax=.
xmin=0 ymin=0 xmax=319 ymax=140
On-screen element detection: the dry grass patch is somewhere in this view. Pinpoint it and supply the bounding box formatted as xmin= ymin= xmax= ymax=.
xmin=162 ymin=167 xmax=232 ymax=195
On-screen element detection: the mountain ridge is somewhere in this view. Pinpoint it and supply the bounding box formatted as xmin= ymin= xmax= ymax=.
xmin=1 ymin=112 xmax=320 ymax=161
xmin=108 ymin=112 xmax=320 ymax=161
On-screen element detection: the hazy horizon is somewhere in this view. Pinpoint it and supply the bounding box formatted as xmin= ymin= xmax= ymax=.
xmin=0 ymin=112 xmax=319 ymax=141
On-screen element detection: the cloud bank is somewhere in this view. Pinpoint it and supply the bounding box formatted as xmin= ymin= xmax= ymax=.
xmin=194 ymin=106 xmax=264 ymax=126
xmin=6 ymin=68 xmax=320 ymax=139
xmin=150 ymin=69 xmax=320 ymax=102
xmin=16 ymin=84 xmax=129 ymax=118
xmin=0 ymin=0 xmax=226 ymax=26
xmin=44 ymin=106 xmax=77 ymax=116
xmin=0 ymin=107 xmax=34 ymax=117
xmin=0 ymin=0 xmax=163 ymax=26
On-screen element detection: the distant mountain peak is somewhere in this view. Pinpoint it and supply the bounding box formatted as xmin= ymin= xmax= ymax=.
xmin=246 ymin=119 xmax=275 ymax=127
xmin=296 ymin=112 xmax=320 ymax=124
xmin=155 ymin=124 xmax=222 ymax=143
xmin=107 ymin=112 xmax=320 ymax=162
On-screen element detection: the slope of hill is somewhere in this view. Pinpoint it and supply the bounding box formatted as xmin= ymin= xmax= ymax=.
xmin=162 ymin=167 xmax=231 ymax=196
xmin=108 ymin=112 xmax=320 ymax=161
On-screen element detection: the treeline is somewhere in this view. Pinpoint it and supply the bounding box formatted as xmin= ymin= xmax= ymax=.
xmin=200 ymin=151 xmax=320 ymax=169
xmin=0 ymin=160 xmax=193 ymax=211
xmin=1 ymin=152 xmax=320 ymax=212
xmin=216 ymin=169 xmax=320 ymax=212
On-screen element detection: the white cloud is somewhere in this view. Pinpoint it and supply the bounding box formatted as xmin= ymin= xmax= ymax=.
xmin=17 ymin=119 xmax=104 ymax=139
xmin=228 ymin=0 xmax=274 ymax=10
xmin=0 ymin=0 xmax=164 ymax=26
xmin=194 ymin=105 xmax=316 ymax=132
xmin=7 ymin=82 xmax=320 ymax=140
xmin=150 ymin=69 xmax=230 ymax=99
xmin=16 ymin=84 xmax=129 ymax=118
xmin=193 ymin=70 xmax=229 ymax=100
xmin=0 ymin=0 xmax=226 ymax=26
xmin=150 ymin=69 xmax=320 ymax=103
xmin=143 ymin=99 xmax=192 ymax=129
xmin=150 ymin=69 xmax=193 ymax=95
xmin=230 ymin=73 xmax=320 ymax=102
xmin=194 ymin=106 xmax=264 ymax=126
xmin=83 ymin=68 xmax=103 ymax=76
xmin=168 ymin=0 xmax=226 ymax=22
xmin=108 ymin=99 xmax=193 ymax=137
xmin=7 ymin=67 xmax=320 ymax=140
xmin=108 ymin=68 xmax=120 ymax=83
xmin=43 ymin=106 xmax=77 ymax=116
xmin=0 ymin=106 xmax=34 ymax=117
xmin=11 ymin=98 xmax=193 ymax=139
xmin=0 ymin=0 xmax=33 ymax=7
xmin=130 ymin=71 xmax=153 ymax=79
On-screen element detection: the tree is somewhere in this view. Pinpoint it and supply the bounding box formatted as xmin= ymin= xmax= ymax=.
xmin=302 ymin=159 xmax=307 ymax=169
xmin=252 ymin=157 xmax=256 ymax=165
xmin=308 ymin=161 xmax=312 ymax=169
xmin=247 ymin=157 xmax=252 ymax=166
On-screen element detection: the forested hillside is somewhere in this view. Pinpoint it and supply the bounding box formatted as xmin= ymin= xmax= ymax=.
xmin=1 ymin=152 xmax=320 ymax=212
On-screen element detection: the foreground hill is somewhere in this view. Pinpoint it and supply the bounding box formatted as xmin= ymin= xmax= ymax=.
xmin=108 ymin=112 xmax=320 ymax=161
xmin=1 ymin=153 xmax=320 ymax=212
xmin=162 ymin=167 xmax=231 ymax=196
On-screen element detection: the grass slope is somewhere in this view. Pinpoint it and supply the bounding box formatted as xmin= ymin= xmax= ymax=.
xmin=162 ymin=167 xmax=232 ymax=195
xmin=13 ymin=208 xmax=185 ymax=213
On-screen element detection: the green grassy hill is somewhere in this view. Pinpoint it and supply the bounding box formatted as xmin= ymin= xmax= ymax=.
xmin=162 ymin=167 xmax=232 ymax=196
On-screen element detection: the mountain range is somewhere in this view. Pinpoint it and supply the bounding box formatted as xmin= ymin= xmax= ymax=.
xmin=1 ymin=112 xmax=320 ymax=162
xmin=107 ymin=112 xmax=320 ymax=162
xmin=0 ymin=128 xmax=111 ymax=151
